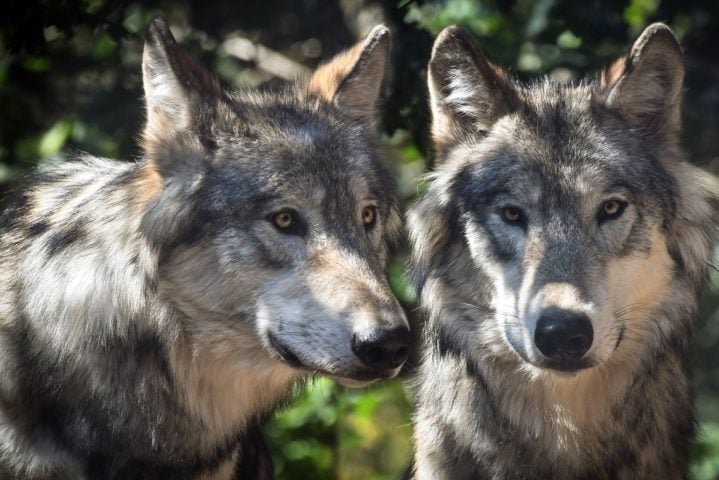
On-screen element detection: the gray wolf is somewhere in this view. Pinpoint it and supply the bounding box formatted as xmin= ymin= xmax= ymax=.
xmin=0 ymin=18 xmax=409 ymax=479
xmin=409 ymin=23 xmax=718 ymax=479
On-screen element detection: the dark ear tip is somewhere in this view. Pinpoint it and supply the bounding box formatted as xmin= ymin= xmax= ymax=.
xmin=146 ymin=17 xmax=174 ymax=45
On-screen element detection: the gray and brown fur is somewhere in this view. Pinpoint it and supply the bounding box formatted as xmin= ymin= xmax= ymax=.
xmin=0 ymin=18 xmax=409 ymax=479
xmin=409 ymin=23 xmax=718 ymax=479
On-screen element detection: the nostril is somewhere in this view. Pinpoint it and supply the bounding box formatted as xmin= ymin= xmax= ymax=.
xmin=535 ymin=334 xmax=560 ymax=358
xmin=364 ymin=347 xmax=384 ymax=366
xmin=567 ymin=334 xmax=591 ymax=353
xmin=352 ymin=327 xmax=411 ymax=371
xmin=392 ymin=346 xmax=410 ymax=366
xmin=383 ymin=344 xmax=410 ymax=370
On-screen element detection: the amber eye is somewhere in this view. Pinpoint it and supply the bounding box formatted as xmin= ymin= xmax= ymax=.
xmin=599 ymin=200 xmax=627 ymax=222
xmin=273 ymin=211 xmax=294 ymax=230
xmin=268 ymin=209 xmax=306 ymax=236
xmin=501 ymin=206 xmax=524 ymax=225
xmin=362 ymin=206 xmax=377 ymax=229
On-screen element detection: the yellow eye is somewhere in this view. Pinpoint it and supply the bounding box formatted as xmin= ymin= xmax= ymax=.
xmin=501 ymin=206 xmax=523 ymax=224
xmin=362 ymin=206 xmax=377 ymax=228
xmin=273 ymin=211 xmax=294 ymax=229
xmin=600 ymin=200 xmax=626 ymax=221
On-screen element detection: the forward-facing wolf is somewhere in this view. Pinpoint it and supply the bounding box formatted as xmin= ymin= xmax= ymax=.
xmin=0 ymin=18 xmax=410 ymax=479
xmin=409 ymin=23 xmax=719 ymax=479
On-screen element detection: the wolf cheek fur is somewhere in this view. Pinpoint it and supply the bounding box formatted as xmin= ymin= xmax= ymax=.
xmin=0 ymin=18 xmax=410 ymax=479
xmin=410 ymin=23 xmax=718 ymax=479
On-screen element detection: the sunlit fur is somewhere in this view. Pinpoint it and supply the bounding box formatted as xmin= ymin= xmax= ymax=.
xmin=410 ymin=23 xmax=718 ymax=479
xmin=0 ymin=19 xmax=406 ymax=479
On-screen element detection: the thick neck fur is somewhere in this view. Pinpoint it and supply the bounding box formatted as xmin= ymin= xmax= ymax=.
xmin=410 ymin=160 xmax=716 ymax=479
xmin=0 ymin=157 xmax=297 ymax=477
xmin=170 ymin=320 xmax=298 ymax=451
xmin=416 ymin=270 xmax=696 ymax=479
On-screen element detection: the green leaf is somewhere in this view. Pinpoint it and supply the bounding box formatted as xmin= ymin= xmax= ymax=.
xmin=624 ymin=0 xmax=660 ymax=32
xmin=38 ymin=121 xmax=73 ymax=158
xmin=389 ymin=255 xmax=416 ymax=304
xmin=21 ymin=55 xmax=50 ymax=72
xmin=0 ymin=162 xmax=13 ymax=183
xmin=692 ymin=423 xmax=719 ymax=480
xmin=557 ymin=30 xmax=582 ymax=49
xmin=93 ymin=33 xmax=118 ymax=58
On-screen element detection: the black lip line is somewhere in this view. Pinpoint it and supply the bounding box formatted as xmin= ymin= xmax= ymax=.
xmin=267 ymin=331 xmax=303 ymax=368
xmin=506 ymin=328 xmax=597 ymax=373
xmin=542 ymin=363 xmax=594 ymax=373
xmin=265 ymin=332 xmax=396 ymax=381
xmin=512 ymin=345 xmax=595 ymax=373
xmin=535 ymin=357 xmax=596 ymax=373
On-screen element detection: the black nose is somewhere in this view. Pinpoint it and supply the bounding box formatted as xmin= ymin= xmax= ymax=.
xmin=352 ymin=327 xmax=411 ymax=371
xmin=534 ymin=310 xmax=593 ymax=361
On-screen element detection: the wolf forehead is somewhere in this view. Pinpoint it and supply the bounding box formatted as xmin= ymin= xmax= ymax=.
xmin=445 ymin=83 xmax=678 ymax=209
xmin=178 ymin=95 xmax=393 ymax=203
xmin=203 ymin=92 xmax=382 ymax=162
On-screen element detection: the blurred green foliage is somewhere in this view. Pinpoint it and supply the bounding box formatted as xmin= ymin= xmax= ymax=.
xmin=695 ymin=422 xmax=719 ymax=480
xmin=1 ymin=0 xmax=718 ymax=479
xmin=265 ymin=379 xmax=413 ymax=479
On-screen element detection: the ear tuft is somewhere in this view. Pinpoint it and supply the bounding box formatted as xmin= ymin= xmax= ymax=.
xmin=305 ymin=25 xmax=391 ymax=119
xmin=428 ymin=26 xmax=516 ymax=152
xmin=600 ymin=23 xmax=684 ymax=141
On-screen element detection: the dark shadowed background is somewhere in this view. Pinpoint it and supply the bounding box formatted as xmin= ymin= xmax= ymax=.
xmin=1 ymin=0 xmax=718 ymax=478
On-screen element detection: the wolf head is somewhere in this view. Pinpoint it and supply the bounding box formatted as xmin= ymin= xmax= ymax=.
xmin=139 ymin=19 xmax=409 ymax=386
xmin=411 ymin=24 xmax=717 ymax=375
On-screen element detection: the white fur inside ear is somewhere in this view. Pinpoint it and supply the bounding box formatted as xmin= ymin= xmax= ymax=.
xmin=604 ymin=24 xmax=684 ymax=138
xmin=444 ymin=67 xmax=483 ymax=118
xmin=428 ymin=27 xmax=515 ymax=147
xmin=142 ymin=51 xmax=190 ymax=129
xmin=146 ymin=69 xmax=185 ymax=118
xmin=305 ymin=25 xmax=390 ymax=119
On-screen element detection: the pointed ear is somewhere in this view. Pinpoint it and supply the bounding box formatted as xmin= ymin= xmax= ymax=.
xmin=142 ymin=18 xmax=222 ymax=160
xmin=305 ymin=25 xmax=390 ymax=119
xmin=599 ymin=23 xmax=684 ymax=142
xmin=428 ymin=26 xmax=517 ymax=152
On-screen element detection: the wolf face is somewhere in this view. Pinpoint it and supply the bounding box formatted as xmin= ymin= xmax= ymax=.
xmin=412 ymin=24 xmax=710 ymax=375
xmin=0 ymin=19 xmax=410 ymax=477
xmin=412 ymin=23 xmax=717 ymax=479
xmin=141 ymin=20 xmax=409 ymax=386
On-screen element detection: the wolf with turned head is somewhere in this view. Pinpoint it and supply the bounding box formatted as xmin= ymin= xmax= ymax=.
xmin=0 ymin=18 xmax=410 ymax=479
xmin=409 ymin=23 xmax=718 ymax=479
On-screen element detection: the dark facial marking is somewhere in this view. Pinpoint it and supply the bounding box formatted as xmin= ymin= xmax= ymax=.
xmin=267 ymin=331 xmax=302 ymax=367
xmin=452 ymin=163 xmax=518 ymax=262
